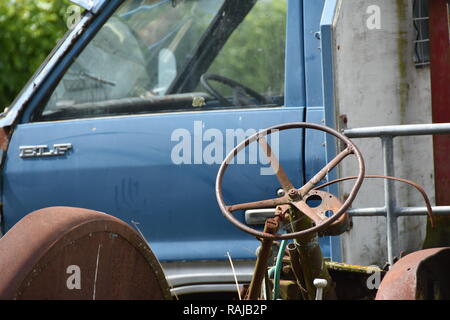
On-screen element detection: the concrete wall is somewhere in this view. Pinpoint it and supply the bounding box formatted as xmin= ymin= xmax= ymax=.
xmin=333 ymin=0 xmax=434 ymax=266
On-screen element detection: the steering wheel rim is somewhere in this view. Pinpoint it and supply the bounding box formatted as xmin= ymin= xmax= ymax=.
xmin=215 ymin=122 xmax=365 ymax=240
xmin=200 ymin=73 xmax=269 ymax=106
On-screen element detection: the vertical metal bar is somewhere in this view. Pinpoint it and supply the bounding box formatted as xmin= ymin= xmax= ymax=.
xmin=246 ymin=217 xmax=281 ymax=300
xmin=381 ymin=136 xmax=398 ymax=266
xmin=247 ymin=238 xmax=273 ymax=300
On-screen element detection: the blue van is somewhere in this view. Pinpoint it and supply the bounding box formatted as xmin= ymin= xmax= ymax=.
xmin=0 ymin=0 xmax=344 ymax=298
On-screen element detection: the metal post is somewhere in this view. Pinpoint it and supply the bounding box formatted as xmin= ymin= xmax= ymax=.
xmin=342 ymin=123 xmax=450 ymax=267
xmin=381 ymin=136 xmax=398 ymax=266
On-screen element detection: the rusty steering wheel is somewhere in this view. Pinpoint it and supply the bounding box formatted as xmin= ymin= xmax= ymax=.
xmin=216 ymin=122 xmax=365 ymax=240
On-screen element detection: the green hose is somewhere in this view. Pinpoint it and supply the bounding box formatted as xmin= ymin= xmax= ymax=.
xmin=272 ymin=240 xmax=288 ymax=300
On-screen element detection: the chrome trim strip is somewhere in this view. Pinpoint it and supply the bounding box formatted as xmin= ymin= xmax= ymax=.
xmin=170 ymin=283 xmax=243 ymax=296
xmin=161 ymin=260 xmax=255 ymax=288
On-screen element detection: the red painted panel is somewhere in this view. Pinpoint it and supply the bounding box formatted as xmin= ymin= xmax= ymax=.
xmin=429 ymin=0 xmax=450 ymax=205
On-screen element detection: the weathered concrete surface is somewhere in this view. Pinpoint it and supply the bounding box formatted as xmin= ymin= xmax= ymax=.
xmin=333 ymin=0 xmax=434 ymax=266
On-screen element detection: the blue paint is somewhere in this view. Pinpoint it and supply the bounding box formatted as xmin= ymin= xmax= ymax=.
xmin=320 ymin=0 xmax=341 ymax=260
xmin=321 ymin=0 xmax=338 ymax=131
xmin=285 ymin=0 xmax=306 ymax=109
xmin=304 ymin=0 xmax=341 ymax=261
xmin=303 ymin=0 xmax=325 ymax=108
xmin=4 ymin=108 xmax=304 ymax=261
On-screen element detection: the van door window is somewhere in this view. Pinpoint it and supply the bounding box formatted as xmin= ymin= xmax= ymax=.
xmin=34 ymin=0 xmax=287 ymax=121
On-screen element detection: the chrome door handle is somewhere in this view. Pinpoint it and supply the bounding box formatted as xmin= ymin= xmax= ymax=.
xmin=244 ymin=208 xmax=276 ymax=225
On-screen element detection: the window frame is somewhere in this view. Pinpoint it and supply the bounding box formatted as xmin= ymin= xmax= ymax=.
xmin=413 ymin=0 xmax=430 ymax=67
xmin=30 ymin=0 xmax=288 ymax=123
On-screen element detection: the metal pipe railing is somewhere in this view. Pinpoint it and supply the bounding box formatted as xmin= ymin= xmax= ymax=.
xmin=349 ymin=206 xmax=450 ymax=217
xmin=344 ymin=122 xmax=450 ymax=138
xmin=343 ymin=122 xmax=450 ymax=266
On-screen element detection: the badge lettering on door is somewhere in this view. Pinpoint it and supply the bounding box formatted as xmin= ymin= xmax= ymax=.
xmin=19 ymin=143 xmax=72 ymax=158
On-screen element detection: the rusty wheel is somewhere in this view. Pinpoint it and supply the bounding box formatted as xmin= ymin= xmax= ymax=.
xmin=216 ymin=122 xmax=365 ymax=240
xmin=0 ymin=207 xmax=171 ymax=300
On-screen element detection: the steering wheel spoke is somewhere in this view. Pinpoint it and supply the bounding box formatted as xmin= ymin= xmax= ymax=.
xmin=257 ymin=136 xmax=295 ymax=192
xmin=227 ymin=195 xmax=289 ymax=212
xmin=299 ymin=146 xmax=354 ymax=197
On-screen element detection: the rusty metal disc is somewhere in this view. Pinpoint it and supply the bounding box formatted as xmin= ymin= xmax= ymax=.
xmin=304 ymin=190 xmax=350 ymax=236
xmin=376 ymin=247 xmax=450 ymax=300
xmin=0 ymin=207 xmax=171 ymax=300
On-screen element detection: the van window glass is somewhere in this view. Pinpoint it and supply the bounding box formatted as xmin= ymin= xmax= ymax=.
xmin=35 ymin=0 xmax=287 ymax=121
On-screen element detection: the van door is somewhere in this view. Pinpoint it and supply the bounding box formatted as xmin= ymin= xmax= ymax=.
xmin=3 ymin=0 xmax=307 ymax=262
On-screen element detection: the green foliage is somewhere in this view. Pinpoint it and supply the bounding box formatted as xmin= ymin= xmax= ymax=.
xmin=0 ymin=0 xmax=72 ymax=110
xmin=207 ymin=0 xmax=287 ymax=97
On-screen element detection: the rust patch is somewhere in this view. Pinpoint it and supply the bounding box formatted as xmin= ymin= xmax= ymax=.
xmin=376 ymin=247 xmax=450 ymax=300
xmin=0 ymin=126 xmax=11 ymax=151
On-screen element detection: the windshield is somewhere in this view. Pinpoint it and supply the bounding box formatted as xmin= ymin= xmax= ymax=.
xmin=36 ymin=0 xmax=287 ymax=121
